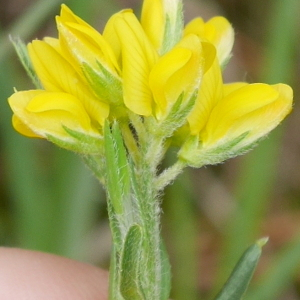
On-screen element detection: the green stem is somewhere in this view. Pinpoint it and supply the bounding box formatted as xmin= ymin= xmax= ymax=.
xmin=100 ymin=121 xmax=170 ymax=300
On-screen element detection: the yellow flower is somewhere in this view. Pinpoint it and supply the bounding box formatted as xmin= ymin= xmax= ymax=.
xmin=104 ymin=9 xmax=158 ymax=116
xmin=9 ymin=90 xmax=98 ymax=139
xmin=203 ymin=82 xmax=292 ymax=146
xmin=179 ymin=53 xmax=293 ymax=166
xmin=8 ymin=0 xmax=293 ymax=161
xmin=56 ymin=5 xmax=123 ymax=106
xmin=184 ymin=16 xmax=234 ymax=66
xmin=8 ymin=36 xmax=108 ymax=152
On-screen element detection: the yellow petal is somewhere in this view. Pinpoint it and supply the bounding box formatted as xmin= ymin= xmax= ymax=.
xmin=113 ymin=10 xmax=158 ymax=115
xmin=149 ymin=34 xmax=203 ymax=118
xmin=44 ymin=37 xmax=61 ymax=51
xmin=26 ymin=92 xmax=92 ymax=130
xmin=184 ymin=16 xmax=234 ymax=65
xmin=202 ymin=83 xmax=292 ymax=146
xmin=141 ymin=0 xmax=183 ymax=53
xmin=188 ymin=45 xmax=222 ymax=135
xmin=56 ymin=15 xmax=120 ymax=74
xmin=223 ymin=82 xmax=248 ymax=96
xmin=28 ymin=40 xmax=109 ymax=125
xmin=8 ymin=90 xmax=98 ymax=139
xmin=12 ymin=114 xmax=42 ymax=138
xmin=60 ymin=4 xmax=90 ymax=27
xmin=184 ymin=17 xmax=205 ymax=37
xmin=141 ymin=0 xmax=164 ymax=50
xmin=102 ymin=12 xmax=123 ymax=62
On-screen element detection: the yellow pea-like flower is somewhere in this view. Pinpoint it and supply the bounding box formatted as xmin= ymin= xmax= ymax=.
xmin=110 ymin=10 xmax=158 ymax=116
xmin=57 ymin=5 xmax=120 ymax=77
xmin=8 ymin=90 xmax=98 ymax=140
xmin=179 ymin=50 xmax=293 ymax=166
xmin=201 ymin=83 xmax=292 ymax=148
xmin=28 ymin=40 xmax=109 ymax=126
xmin=8 ymin=0 xmax=293 ymax=161
xmin=184 ymin=16 xmax=234 ymax=66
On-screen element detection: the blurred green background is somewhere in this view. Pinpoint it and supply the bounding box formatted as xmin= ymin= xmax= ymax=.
xmin=0 ymin=0 xmax=299 ymax=299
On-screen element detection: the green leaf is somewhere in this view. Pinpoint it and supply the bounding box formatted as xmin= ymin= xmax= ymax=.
xmin=111 ymin=123 xmax=131 ymax=196
xmin=245 ymin=234 xmax=300 ymax=300
xmin=104 ymin=121 xmax=124 ymax=215
xmin=214 ymin=238 xmax=267 ymax=300
xmin=120 ymin=224 xmax=145 ymax=300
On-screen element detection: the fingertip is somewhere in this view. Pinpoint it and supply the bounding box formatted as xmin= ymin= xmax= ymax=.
xmin=0 ymin=247 xmax=108 ymax=300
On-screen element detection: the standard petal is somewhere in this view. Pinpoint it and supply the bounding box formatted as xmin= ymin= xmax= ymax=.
xmin=56 ymin=16 xmax=120 ymax=75
xmin=113 ymin=10 xmax=158 ymax=115
xmin=59 ymin=4 xmax=90 ymax=27
xmin=102 ymin=12 xmax=123 ymax=62
xmin=141 ymin=0 xmax=165 ymax=50
xmin=188 ymin=44 xmax=222 ymax=135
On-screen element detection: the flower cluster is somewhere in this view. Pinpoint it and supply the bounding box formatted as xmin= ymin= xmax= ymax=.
xmin=8 ymin=0 xmax=293 ymax=166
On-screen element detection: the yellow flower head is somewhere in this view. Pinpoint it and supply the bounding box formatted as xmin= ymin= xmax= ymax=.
xmin=179 ymin=52 xmax=293 ymax=166
xmin=8 ymin=0 xmax=293 ymax=161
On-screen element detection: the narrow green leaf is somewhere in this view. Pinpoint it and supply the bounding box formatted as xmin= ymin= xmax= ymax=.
xmin=120 ymin=224 xmax=145 ymax=300
xmin=104 ymin=121 xmax=123 ymax=215
xmin=111 ymin=122 xmax=131 ymax=196
xmin=214 ymin=238 xmax=267 ymax=300
xmin=245 ymin=234 xmax=300 ymax=300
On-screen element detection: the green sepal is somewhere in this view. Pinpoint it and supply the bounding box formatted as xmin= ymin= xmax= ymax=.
xmin=10 ymin=37 xmax=42 ymax=89
xmin=82 ymin=61 xmax=123 ymax=106
xmin=46 ymin=128 xmax=103 ymax=154
xmin=63 ymin=126 xmax=103 ymax=152
xmin=160 ymin=1 xmax=184 ymax=55
xmin=120 ymin=224 xmax=145 ymax=300
xmin=154 ymin=90 xmax=197 ymax=138
xmin=214 ymin=238 xmax=268 ymax=300
xmin=178 ymin=131 xmax=255 ymax=167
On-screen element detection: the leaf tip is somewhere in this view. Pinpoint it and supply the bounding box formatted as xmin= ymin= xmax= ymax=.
xmin=256 ymin=236 xmax=269 ymax=248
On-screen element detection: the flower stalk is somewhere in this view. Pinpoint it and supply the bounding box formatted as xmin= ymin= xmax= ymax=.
xmin=103 ymin=121 xmax=171 ymax=300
